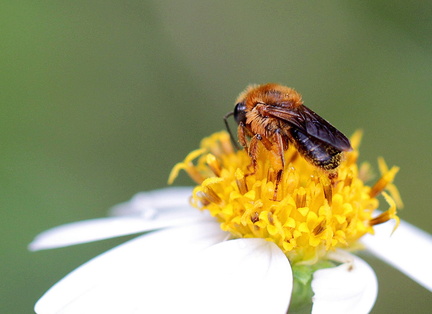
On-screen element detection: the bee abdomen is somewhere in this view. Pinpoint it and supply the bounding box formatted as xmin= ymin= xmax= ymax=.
xmin=289 ymin=128 xmax=343 ymax=170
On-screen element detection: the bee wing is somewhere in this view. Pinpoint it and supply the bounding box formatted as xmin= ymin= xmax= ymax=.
xmin=264 ymin=105 xmax=352 ymax=151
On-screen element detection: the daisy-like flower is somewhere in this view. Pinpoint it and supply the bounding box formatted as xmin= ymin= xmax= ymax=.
xmin=30 ymin=131 xmax=432 ymax=314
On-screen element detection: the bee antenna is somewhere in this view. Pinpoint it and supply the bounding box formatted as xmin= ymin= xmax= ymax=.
xmin=223 ymin=111 xmax=240 ymax=150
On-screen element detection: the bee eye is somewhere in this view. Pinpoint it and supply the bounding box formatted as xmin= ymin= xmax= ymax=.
xmin=234 ymin=102 xmax=247 ymax=125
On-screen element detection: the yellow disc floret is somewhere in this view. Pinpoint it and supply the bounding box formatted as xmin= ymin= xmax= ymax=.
xmin=169 ymin=131 xmax=401 ymax=263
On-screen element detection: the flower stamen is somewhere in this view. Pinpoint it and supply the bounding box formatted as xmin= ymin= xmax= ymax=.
xmin=313 ymin=220 xmax=327 ymax=236
xmin=235 ymin=169 xmax=248 ymax=195
xmin=369 ymin=163 xmax=399 ymax=199
xmin=206 ymin=154 xmax=222 ymax=177
xmin=322 ymin=183 xmax=333 ymax=206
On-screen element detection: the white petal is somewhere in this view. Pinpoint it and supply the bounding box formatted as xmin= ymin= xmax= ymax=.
xmin=361 ymin=219 xmax=432 ymax=291
xmin=35 ymin=222 xmax=228 ymax=314
xmin=311 ymin=250 xmax=377 ymax=314
xmin=167 ymin=238 xmax=293 ymax=314
xmin=30 ymin=205 xmax=211 ymax=251
xmin=30 ymin=187 xmax=203 ymax=251
xmin=109 ymin=187 xmax=194 ymax=217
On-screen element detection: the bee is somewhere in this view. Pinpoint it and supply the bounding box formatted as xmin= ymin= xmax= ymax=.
xmin=224 ymin=83 xmax=352 ymax=187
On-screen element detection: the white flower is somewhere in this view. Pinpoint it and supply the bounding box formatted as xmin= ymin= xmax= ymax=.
xmin=30 ymin=187 xmax=431 ymax=314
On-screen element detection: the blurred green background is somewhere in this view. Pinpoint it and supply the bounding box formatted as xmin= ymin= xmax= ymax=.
xmin=1 ymin=1 xmax=431 ymax=313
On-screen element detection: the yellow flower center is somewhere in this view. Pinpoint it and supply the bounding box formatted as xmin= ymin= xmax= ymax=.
xmin=169 ymin=131 xmax=401 ymax=264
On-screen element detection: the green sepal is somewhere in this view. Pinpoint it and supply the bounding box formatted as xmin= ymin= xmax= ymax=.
xmin=288 ymin=260 xmax=336 ymax=313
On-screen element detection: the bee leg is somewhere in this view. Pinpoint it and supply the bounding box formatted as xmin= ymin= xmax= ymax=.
xmin=273 ymin=169 xmax=283 ymax=201
xmin=271 ymin=130 xmax=285 ymax=201
xmin=274 ymin=129 xmax=285 ymax=169
xmin=249 ymin=133 xmax=283 ymax=201
xmin=248 ymin=133 xmax=274 ymax=174
xmin=247 ymin=134 xmax=261 ymax=175
xmin=328 ymin=171 xmax=338 ymax=186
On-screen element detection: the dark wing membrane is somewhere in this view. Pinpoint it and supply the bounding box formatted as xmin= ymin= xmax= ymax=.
xmin=263 ymin=105 xmax=352 ymax=151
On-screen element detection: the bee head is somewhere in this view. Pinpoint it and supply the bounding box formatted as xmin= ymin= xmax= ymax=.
xmin=233 ymin=102 xmax=247 ymax=125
